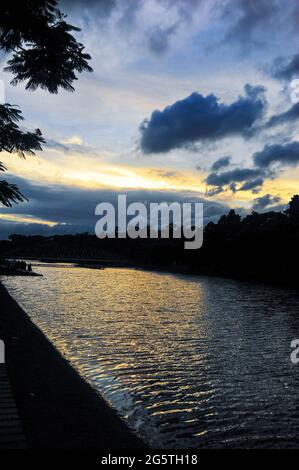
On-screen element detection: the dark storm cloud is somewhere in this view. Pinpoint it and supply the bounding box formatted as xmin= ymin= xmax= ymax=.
xmin=252 ymin=193 xmax=281 ymax=211
xmin=272 ymin=53 xmax=299 ymax=80
xmin=211 ymin=156 xmax=231 ymax=171
xmin=140 ymin=85 xmax=266 ymax=153
xmin=206 ymin=167 xmax=263 ymax=187
xmin=0 ymin=176 xmax=231 ymax=239
xmin=253 ymin=141 xmax=299 ymax=168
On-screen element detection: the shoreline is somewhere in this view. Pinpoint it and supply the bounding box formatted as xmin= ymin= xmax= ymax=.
xmin=0 ymin=282 xmax=146 ymax=449
xmin=5 ymin=256 xmax=299 ymax=290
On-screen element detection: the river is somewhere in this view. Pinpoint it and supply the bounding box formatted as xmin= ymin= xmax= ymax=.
xmin=2 ymin=265 xmax=299 ymax=448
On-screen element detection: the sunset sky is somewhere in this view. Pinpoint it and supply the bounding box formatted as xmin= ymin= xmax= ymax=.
xmin=0 ymin=0 xmax=299 ymax=237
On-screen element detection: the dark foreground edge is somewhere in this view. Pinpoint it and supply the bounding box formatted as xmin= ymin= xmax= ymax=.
xmin=0 ymin=282 xmax=146 ymax=449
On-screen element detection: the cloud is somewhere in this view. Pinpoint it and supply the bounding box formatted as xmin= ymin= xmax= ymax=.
xmin=206 ymin=186 xmax=225 ymax=197
xmin=224 ymin=0 xmax=278 ymax=45
xmin=0 ymin=176 xmax=231 ymax=239
xmin=60 ymin=0 xmax=204 ymax=58
xmin=272 ymin=53 xmax=299 ymax=80
xmin=146 ymin=169 xmax=183 ymax=179
xmin=265 ymin=102 xmax=299 ymax=128
xmin=206 ymin=167 xmax=263 ymax=186
xmin=206 ymin=140 xmax=299 ymax=196
xmin=222 ymin=0 xmax=299 ymax=52
xmin=45 ymin=140 xmax=70 ymax=152
xmin=140 ymin=84 xmax=266 ymax=153
xmin=60 ymin=0 xmax=294 ymax=58
xmin=252 ymin=193 xmax=281 ymax=211
xmin=59 ymin=0 xmax=117 ymax=17
xmin=238 ymin=177 xmax=264 ymax=192
xmin=211 ymin=156 xmax=231 ymax=171
xmin=45 ymin=138 xmax=96 ymax=156
xmin=205 ymin=165 xmax=267 ymax=195
xmin=148 ymin=24 xmax=178 ymax=55
xmin=253 ymin=141 xmax=299 ymax=168
xmin=0 ymin=221 xmax=92 ymax=240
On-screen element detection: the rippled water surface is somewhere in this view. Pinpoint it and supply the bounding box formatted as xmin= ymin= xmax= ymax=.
xmin=2 ymin=266 xmax=299 ymax=448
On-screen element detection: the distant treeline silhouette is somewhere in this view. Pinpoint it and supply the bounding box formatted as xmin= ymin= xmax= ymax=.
xmin=1 ymin=195 xmax=299 ymax=287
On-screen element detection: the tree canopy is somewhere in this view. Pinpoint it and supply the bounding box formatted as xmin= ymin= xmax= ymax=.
xmin=0 ymin=0 xmax=92 ymax=206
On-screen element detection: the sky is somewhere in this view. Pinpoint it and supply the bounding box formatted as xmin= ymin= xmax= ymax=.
xmin=0 ymin=0 xmax=299 ymax=238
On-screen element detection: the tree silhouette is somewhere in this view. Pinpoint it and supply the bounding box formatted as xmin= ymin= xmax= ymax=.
xmin=2 ymin=195 xmax=299 ymax=287
xmin=218 ymin=209 xmax=241 ymax=226
xmin=285 ymin=195 xmax=299 ymax=219
xmin=0 ymin=0 xmax=92 ymax=206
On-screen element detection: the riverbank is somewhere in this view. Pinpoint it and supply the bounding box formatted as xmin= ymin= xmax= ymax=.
xmin=0 ymin=268 xmax=42 ymax=276
xmin=0 ymin=282 xmax=146 ymax=449
xmin=5 ymin=255 xmax=299 ymax=290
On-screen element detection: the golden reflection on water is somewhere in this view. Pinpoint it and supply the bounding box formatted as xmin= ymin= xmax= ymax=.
xmin=3 ymin=267 xmax=299 ymax=448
